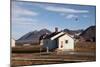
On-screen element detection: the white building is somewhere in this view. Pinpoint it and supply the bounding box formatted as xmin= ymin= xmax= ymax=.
xmin=40 ymin=31 xmax=74 ymax=51
xmin=11 ymin=39 xmax=15 ymax=47
xmin=58 ymin=33 xmax=74 ymax=50
xmin=51 ymin=32 xmax=74 ymax=50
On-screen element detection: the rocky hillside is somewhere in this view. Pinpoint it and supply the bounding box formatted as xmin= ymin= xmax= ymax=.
xmin=16 ymin=29 xmax=51 ymax=44
xmin=63 ymin=29 xmax=83 ymax=35
xmin=80 ymin=26 xmax=96 ymax=42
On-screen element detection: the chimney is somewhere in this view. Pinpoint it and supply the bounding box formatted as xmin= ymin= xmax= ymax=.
xmin=55 ymin=27 xmax=58 ymax=33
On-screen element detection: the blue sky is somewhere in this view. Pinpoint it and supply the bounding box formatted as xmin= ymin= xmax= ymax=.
xmin=11 ymin=0 xmax=96 ymax=40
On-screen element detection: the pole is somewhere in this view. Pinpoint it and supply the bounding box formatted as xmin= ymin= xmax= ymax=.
xmin=40 ymin=46 xmax=41 ymax=56
xmin=46 ymin=47 xmax=49 ymax=53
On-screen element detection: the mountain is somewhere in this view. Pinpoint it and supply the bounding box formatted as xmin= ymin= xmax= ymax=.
xmin=16 ymin=29 xmax=51 ymax=44
xmin=80 ymin=26 xmax=96 ymax=42
xmin=63 ymin=29 xmax=83 ymax=35
xmin=16 ymin=26 xmax=96 ymax=45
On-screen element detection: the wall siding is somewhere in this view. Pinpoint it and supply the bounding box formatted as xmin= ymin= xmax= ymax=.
xmin=12 ymin=39 xmax=15 ymax=47
xmin=43 ymin=39 xmax=58 ymax=50
xmin=58 ymin=34 xmax=74 ymax=50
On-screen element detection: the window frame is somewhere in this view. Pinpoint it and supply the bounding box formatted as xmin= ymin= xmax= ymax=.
xmin=65 ymin=40 xmax=68 ymax=44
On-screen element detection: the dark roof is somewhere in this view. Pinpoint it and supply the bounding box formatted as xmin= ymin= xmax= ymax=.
xmin=39 ymin=32 xmax=61 ymax=40
xmin=45 ymin=32 xmax=60 ymax=39
xmin=39 ymin=31 xmax=75 ymax=41
xmin=39 ymin=33 xmax=47 ymax=40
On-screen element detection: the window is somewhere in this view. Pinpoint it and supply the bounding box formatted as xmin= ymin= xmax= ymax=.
xmin=65 ymin=40 xmax=68 ymax=43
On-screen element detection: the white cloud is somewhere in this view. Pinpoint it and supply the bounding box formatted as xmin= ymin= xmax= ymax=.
xmin=65 ymin=14 xmax=78 ymax=19
xmin=33 ymin=3 xmax=89 ymax=14
xmin=18 ymin=8 xmax=38 ymax=16
xmin=12 ymin=6 xmax=38 ymax=17
xmin=12 ymin=1 xmax=39 ymax=28
xmin=12 ymin=1 xmax=39 ymax=18
xmin=45 ymin=6 xmax=89 ymax=13
xmin=12 ymin=17 xmax=37 ymax=22
xmin=60 ymin=13 xmax=66 ymax=16
xmin=13 ymin=20 xmax=37 ymax=25
xmin=83 ymin=15 xmax=88 ymax=18
xmin=12 ymin=18 xmax=38 ymax=27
